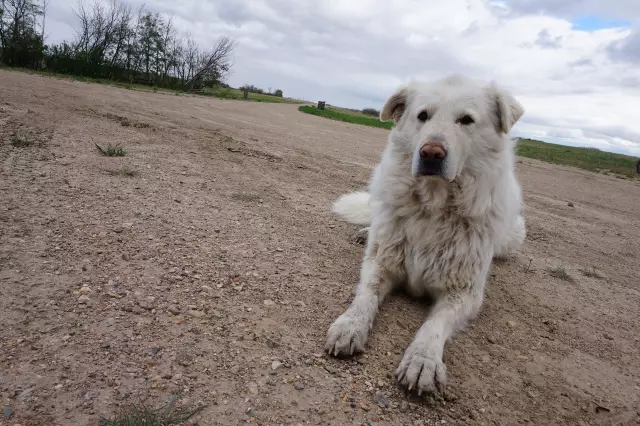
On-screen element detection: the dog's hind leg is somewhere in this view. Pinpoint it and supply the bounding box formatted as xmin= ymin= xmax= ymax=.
xmin=324 ymin=243 xmax=397 ymax=356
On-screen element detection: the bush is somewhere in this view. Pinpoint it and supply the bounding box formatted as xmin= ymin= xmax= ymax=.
xmin=361 ymin=108 xmax=380 ymax=117
xmin=274 ymin=89 xmax=283 ymax=97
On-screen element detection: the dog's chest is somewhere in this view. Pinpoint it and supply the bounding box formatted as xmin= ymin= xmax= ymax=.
xmin=395 ymin=211 xmax=490 ymax=295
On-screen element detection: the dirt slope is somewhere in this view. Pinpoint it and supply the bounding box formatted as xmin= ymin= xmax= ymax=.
xmin=1 ymin=70 xmax=639 ymax=426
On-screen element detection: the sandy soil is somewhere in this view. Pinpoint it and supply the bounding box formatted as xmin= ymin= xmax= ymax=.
xmin=1 ymin=69 xmax=639 ymax=426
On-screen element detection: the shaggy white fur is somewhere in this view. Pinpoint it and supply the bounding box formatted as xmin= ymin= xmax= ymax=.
xmin=325 ymin=74 xmax=526 ymax=395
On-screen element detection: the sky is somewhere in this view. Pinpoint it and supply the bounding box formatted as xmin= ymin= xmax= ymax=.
xmin=47 ymin=0 xmax=640 ymax=156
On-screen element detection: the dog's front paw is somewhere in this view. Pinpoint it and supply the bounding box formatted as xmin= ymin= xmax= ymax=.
xmin=324 ymin=314 xmax=369 ymax=357
xmin=395 ymin=343 xmax=447 ymax=395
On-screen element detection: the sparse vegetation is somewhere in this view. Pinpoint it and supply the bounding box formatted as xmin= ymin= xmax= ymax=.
xmin=298 ymin=105 xmax=394 ymax=129
xmin=99 ymin=397 xmax=205 ymax=426
xmin=361 ymin=107 xmax=380 ymax=117
xmin=549 ymin=266 xmax=574 ymax=283
xmin=10 ymin=134 xmax=34 ymax=147
xmin=516 ymin=139 xmax=638 ymax=178
xmin=96 ymin=142 xmax=126 ymax=157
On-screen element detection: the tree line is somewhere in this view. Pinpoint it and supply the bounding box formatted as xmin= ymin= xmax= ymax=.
xmin=0 ymin=0 xmax=236 ymax=90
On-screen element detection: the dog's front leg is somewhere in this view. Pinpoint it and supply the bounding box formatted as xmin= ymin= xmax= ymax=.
xmin=324 ymin=246 xmax=396 ymax=357
xmin=395 ymin=286 xmax=484 ymax=394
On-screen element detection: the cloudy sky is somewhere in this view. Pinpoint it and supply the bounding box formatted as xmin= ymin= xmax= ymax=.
xmin=48 ymin=0 xmax=640 ymax=155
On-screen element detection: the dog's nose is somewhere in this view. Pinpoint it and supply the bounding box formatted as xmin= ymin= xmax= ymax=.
xmin=416 ymin=141 xmax=447 ymax=177
xmin=419 ymin=142 xmax=447 ymax=160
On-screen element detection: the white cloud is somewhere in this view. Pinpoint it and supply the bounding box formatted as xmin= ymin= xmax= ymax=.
xmin=47 ymin=0 xmax=640 ymax=155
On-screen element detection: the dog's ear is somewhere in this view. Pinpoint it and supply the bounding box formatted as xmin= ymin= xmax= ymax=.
xmin=488 ymin=82 xmax=524 ymax=134
xmin=380 ymin=87 xmax=409 ymax=122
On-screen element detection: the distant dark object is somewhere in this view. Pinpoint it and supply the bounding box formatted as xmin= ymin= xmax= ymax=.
xmin=636 ymin=159 xmax=640 ymax=174
xmin=243 ymin=89 xmax=248 ymax=100
xmin=317 ymin=101 xmax=326 ymax=110
xmin=274 ymin=89 xmax=283 ymax=97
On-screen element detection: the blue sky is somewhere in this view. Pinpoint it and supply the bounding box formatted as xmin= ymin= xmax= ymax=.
xmin=47 ymin=0 xmax=640 ymax=156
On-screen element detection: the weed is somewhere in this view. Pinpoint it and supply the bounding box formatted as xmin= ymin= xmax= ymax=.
xmin=580 ymin=266 xmax=604 ymax=279
xmin=524 ymin=258 xmax=533 ymax=273
xmin=10 ymin=134 xmax=34 ymax=147
xmin=99 ymin=396 xmax=205 ymax=426
xmin=549 ymin=266 xmax=574 ymax=283
xmin=96 ymin=142 xmax=126 ymax=157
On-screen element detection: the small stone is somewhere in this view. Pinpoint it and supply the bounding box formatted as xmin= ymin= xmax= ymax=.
xmin=248 ymin=382 xmax=259 ymax=395
xmin=150 ymin=347 xmax=162 ymax=355
xmin=294 ymin=382 xmax=305 ymax=391
xmin=374 ymin=392 xmax=388 ymax=408
xmin=604 ymin=333 xmax=614 ymax=341
xmin=377 ymin=380 xmax=385 ymax=387
xmin=79 ymin=286 xmax=91 ymax=294
xmin=507 ymin=320 xmax=517 ymax=328
xmin=168 ymin=306 xmax=180 ymax=315
xmin=188 ymin=310 xmax=205 ymax=318
xmin=263 ymin=299 xmax=276 ymax=307
xmin=568 ymin=202 xmax=575 ymax=207
xmin=3 ymin=405 xmax=13 ymax=418
xmin=77 ymin=295 xmax=90 ymax=304
xmin=271 ymin=361 xmax=283 ymax=371
xmin=487 ymin=336 xmax=497 ymax=344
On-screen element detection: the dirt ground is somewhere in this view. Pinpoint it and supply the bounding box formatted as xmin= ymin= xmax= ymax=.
xmin=1 ymin=70 xmax=639 ymax=426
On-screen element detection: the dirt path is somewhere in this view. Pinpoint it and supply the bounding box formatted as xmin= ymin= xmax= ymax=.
xmin=1 ymin=70 xmax=639 ymax=426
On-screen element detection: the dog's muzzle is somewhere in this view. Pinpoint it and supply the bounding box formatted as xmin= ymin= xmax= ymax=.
xmin=416 ymin=141 xmax=447 ymax=177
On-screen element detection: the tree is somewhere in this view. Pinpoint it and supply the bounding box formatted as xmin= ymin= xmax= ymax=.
xmin=0 ymin=0 xmax=45 ymax=67
xmin=186 ymin=35 xmax=234 ymax=89
xmin=274 ymin=89 xmax=283 ymax=97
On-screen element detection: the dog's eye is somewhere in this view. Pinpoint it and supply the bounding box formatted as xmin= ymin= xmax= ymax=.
xmin=457 ymin=115 xmax=474 ymax=125
xmin=417 ymin=111 xmax=429 ymax=122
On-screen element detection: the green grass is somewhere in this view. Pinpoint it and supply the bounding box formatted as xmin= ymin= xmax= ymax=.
xmin=0 ymin=66 xmax=304 ymax=104
xmin=99 ymin=397 xmax=205 ymax=426
xmin=10 ymin=134 xmax=34 ymax=147
xmin=515 ymin=139 xmax=638 ymax=178
xmin=205 ymin=87 xmax=304 ymax=104
xmin=95 ymin=142 xmax=126 ymax=157
xmin=298 ymin=105 xmax=394 ymax=129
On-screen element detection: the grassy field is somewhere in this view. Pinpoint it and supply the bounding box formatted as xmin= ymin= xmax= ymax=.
xmin=298 ymin=104 xmax=639 ymax=178
xmin=298 ymin=105 xmax=393 ymax=129
xmin=515 ymin=138 xmax=639 ymax=178
xmin=204 ymin=86 xmax=304 ymax=104
xmin=0 ymin=66 xmax=305 ymax=104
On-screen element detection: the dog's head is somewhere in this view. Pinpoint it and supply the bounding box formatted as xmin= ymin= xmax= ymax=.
xmin=380 ymin=75 xmax=524 ymax=181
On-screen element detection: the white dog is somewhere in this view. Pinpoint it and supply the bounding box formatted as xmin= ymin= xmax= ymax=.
xmin=324 ymin=74 xmax=526 ymax=395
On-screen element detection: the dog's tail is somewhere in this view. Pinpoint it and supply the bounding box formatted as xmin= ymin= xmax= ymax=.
xmin=331 ymin=191 xmax=372 ymax=225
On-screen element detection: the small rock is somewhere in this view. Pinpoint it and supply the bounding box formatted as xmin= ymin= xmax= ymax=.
xmin=77 ymin=295 xmax=90 ymax=304
xmin=603 ymin=333 xmax=614 ymax=341
xmin=271 ymin=361 xmax=283 ymax=371
xmin=487 ymin=336 xmax=497 ymax=344
xmin=150 ymin=347 xmax=162 ymax=355
xmin=248 ymin=382 xmax=259 ymax=395
xmin=374 ymin=392 xmax=389 ymax=408
xmin=167 ymin=306 xmax=180 ymax=315
xmin=188 ymin=309 xmax=205 ymax=318
xmin=568 ymin=202 xmax=575 ymax=207
xmin=294 ymin=382 xmax=305 ymax=391
xmin=507 ymin=320 xmax=517 ymax=328
xmin=79 ymin=285 xmax=91 ymax=294
xmin=263 ymin=299 xmax=276 ymax=307
xmin=3 ymin=405 xmax=13 ymax=418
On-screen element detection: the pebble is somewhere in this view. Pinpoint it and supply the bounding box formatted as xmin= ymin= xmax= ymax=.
xmin=568 ymin=202 xmax=575 ymax=207
xmin=604 ymin=333 xmax=614 ymax=341
xmin=263 ymin=299 xmax=276 ymax=307
xmin=79 ymin=285 xmax=91 ymax=294
xmin=168 ymin=306 xmax=180 ymax=315
xmin=188 ymin=309 xmax=205 ymax=318
xmin=248 ymin=382 xmax=259 ymax=395
xmin=3 ymin=405 xmax=13 ymax=418
xmin=271 ymin=361 xmax=283 ymax=371
xmin=294 ymin=382 xmax=305 ymax=391
xmin=507 ymin=320 xmax=517 ymax=328
xmin=77 ymin=295 xmax=90 ymax=304
xmin=374 ymin=392 xmax=389 ymax=408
